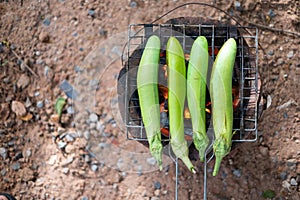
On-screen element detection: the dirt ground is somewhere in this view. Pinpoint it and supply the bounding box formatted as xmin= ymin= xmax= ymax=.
xmin=0 ymin=0 xmax=299 ymax=199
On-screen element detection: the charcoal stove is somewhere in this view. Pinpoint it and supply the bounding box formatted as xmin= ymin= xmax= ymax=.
xmin=117 ymin=16 xmax=263 ymax=199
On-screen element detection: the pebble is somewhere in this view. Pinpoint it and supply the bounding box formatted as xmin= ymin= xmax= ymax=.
xmin=25 ymin=97 xmax=32 ymax=108
xmin=89 ymin=113 xmax=98 ymax=122
xmin=67 ymin=106 xmax=75 ymax=114
xmin=37 ymin=101 xmax=44 ymax=108
xmin=233 ymin=169 xmax=242 ymax=177
xmin=290 ymin=178 xmax=298 ymax=186
xmin=39 ymin=31 xmax=50 ymax=43
xmin=11 ymin=162 xmax=21 ymax=171
xmin=146 ymin=157 xmax=156 ymax=166
xmin=268 ymin=50 xmax=274 ymax=56
xmin=35 ymin=51 xmax=41 ymax=56
xmin=287 ymin=159 xmax=297 ymax=167
xmin=234 ymin=1 xmax=242 ymax=11
xmin=91 ymin=164 xmax=98 ymax=172
xmin=268 ymin=9 xmax=276 ymax=18
xmin=43 ymin=18 xmax=51 ymax=26
xmin=1 ymin=168 xmax=7 ymax=176
xmin=17 ymin=74 xmax=30 ymax=89
xmin=88 ymin=9 xmax=96 ymax=17
xmin=282 ymin=180 xmax=290 ymax=190
xmin=259 ymin=146 xmax=269 ymax=156
xmin=34 ymin=91 xmax=40 ymax=97
xmin=154 ymin=181 xmax=161 ymax=189
xmin=130 ymin=1 xmax=137 ymax=8
xmin=62 ymin=157 xmax=73 ymax=166
xmin=280 ymin=171 xmax=288 ymax=180
xmin=74 ymin=65 xmax=83 ymax=72
xmin=11 ymin=101 xmax=27 ymax=116
xmin=83 ymin=131 xmax=90 ymax=140
xmin=99 ymin=28 xmax=107 ymax=36
xmin=65 ymin=134 xmax=74 ymax=142
xmin=59 ymin=80 xmax=78 ymax=100
xmin=62 ymin=167 xmax=69 ymax=174
xmin=48 ymin=155 xmax=57 ymax=165
xmin=89 ymin=122 xmax=96 ymax=130
xmin=85 ymin=154 xmax=91 ymax=163
xmin=82 ymin=197 xmax=89 ymax=200
xmin=58 ymin=141 xmax=67 ymax=149
xmin=0 ymin=147 xmax=7 ymax=159
xmin=287 ymin=51 xmax=294 ymax=58
xmin=154 ymin=189 xmax=160 ymax=197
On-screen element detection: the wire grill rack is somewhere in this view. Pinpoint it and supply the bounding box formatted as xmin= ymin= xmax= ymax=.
xmin=121 ymin=21 xmax=259 ymax=200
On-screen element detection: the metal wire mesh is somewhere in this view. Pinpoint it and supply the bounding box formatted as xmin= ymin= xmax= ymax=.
xmin=124 ymin=23 xmax=259 ymax=143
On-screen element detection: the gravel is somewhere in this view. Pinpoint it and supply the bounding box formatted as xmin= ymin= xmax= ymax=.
xmin=0 ymin=147 xmax=7 ymax=159
xmin=11 ymin=162 xmax=21 ymax=171
xmin=89 ymin=113 xmax=98 ymax=122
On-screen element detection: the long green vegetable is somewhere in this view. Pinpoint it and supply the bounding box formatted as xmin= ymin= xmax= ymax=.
xmin=187 ymin=36 xmax=209 ymax=162
xmin=210 ymin=38 xmax=237 ymax=176
xmin=137 ymin=35 xmax=163 ymax=169
xmin=167 ymin=37 xmax=196 ymax=173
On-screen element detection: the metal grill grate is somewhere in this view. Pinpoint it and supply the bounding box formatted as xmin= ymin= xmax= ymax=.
xmin=124 ymin=23 xmax=259 ymax=143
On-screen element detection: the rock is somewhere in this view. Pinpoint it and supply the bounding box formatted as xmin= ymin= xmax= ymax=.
xmin=65 ymin=134 xmax=74 ymax=142
xmin=62 ymin=156 xmax=73 ymax=166
xmin=259 ymin=146 xmax=269 ymax=156
xmin=146 ymin=157 xmax=156 ymax=166
xmin=282 ymin=180 xmax=291 ymax=190
xmin=43 ymin=18 xmax=51 ymax=26
xmin=62 ymin=167 xmax=69 ymax=174
xmin=287 ymin=51 xmax=294 ymax=58
xmin=1 ymin=168 xmax=7 ymax=176
xmin=67 ymin=106 xmax=75 ymax=114
xmin=11 ymin=162 xmax=21 ymax=171
xmin=268 ymin=50 xmax=274 ymax=56
xmin=58 ymin=141 xmax=67 ymax=149
xmin=234 ymin=1 xmax=242 ymax=11
xmin=279 ymin=171 xmax=288 ymax=180
xmin=88 ymin=9 xmax=96 ymax=17
xmin=130 ymin=1 xmax=137 ymax=8
xmin=154 ymin=189 xmax=160 ymax=197
xmin=25 ymin=97 xmax=32 ymax=108
xmin=89 ymin=122 xmax=96 ymax=130
xmin=59 ymin=80 xmax=78 ymax=100
xmin=39 ymin=31 xmax=50 ymax=42
xmin=89 ymin=113 xmax=98 ymax=122
xmin=36 ymin=101 xmax=44 ymax=108
xmin=91 ymin=164 xmax=98 ymax=172
xmin=48 ymin=155 xmax=57 ymax=165
xmin=83 ymin=131 xmax=90 ymax=140
xmin=82 ymin=197 xmax=89 ymax=200
xmin=287 ymin=159 xmax=297 ymax=167
xmin=17 ymin=74 xmax=30 ymax=89
xmin=0 ymin=147 xmax=7 ymax=159
xmin=233 ymin=169 xmax=242 ymax=177
xmin=34 ymin=91 xmax=40 ymax=97
xmin=268 ymin=9 xmax=276 ymax=18
xmin=11 ymin=101 xmax=27 ymax=116
xmin=154 ymin=181 xmax=161 ymax=189
xmin=290 ymin=178 xmax=298 ymax=186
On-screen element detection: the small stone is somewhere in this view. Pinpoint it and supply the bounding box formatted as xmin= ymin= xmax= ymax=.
xmin=290 ymin=178 xmax=298 ymax=186
xmin=11 ymin=162 xmax=21 ymax=171
xmin=154 ymin=189 xmax=160 ymax=197
xmin=234 ymin=1 xmax=242 ymax=11
xmin=59 ymin=80 xmax=78 ymax=100
xmin=39 ymin=31 xmax=50 ymax=42
xmin=36 ymin=101 xmax=44 ymax=108
xmin=83 ymin=131 xmax=90 ymax=140
xmin=146 ymin=157 xmax=156 ymax=166
xmin=259 ymin=146 xmax=269 ymax=156
xmin=48 ymin=155 xmax=57 ymax=165
xmin=89 ymin=122 xmax=96 ymax=130
xmin=43 ymin=18 xmax=51 ymax=26
xmin=67 ymin=106 xmax=75 ymax=114
xmin=1 ymin=168 xmax=7 ymax=176
xmin=11 ymin=101 xmax=27 ymax=116
xmin=82 ymin=197 xmax=89 ymax=200
xmin=62 ymin=157 xmax=73 ymax=166
xmin=25 ymin=149 xmax=32 ymax=158
xmin=25 ymin=97 xmax=32 ymax=108
xmin=287 ymin=51 xmax=294 ymax=58
xmin=282 ymin=180 xmax=290 ymax=190
xmin=154 ymin=181 xmax=161 ymax=189
xmin=91 ymin=164 xmax=98 ymax=172
xmin=233 ymin=169 xmax=242 ymax=177
xmin=34 ymin=91 xmax=40 ymax=96
xmin=0 ymin=147 xmax=7 ymax=159
xmin=287 ymin=159 xmax=297 ymax=167
xmin=35 ymin=51 xmax=41 ymax=56
xmin=88 ymin=9 xmax=96 ymax=17
xmin=89 ymin=113 xmax=98 ymax=122
xmin=85 ymin=154 xmax=91 ymax=163
xmin=268 ymin=50 xmax=274 ymax=56
xmin=65 ymin=134 xmax=74 ymax=142
xmin=62 ymin=167 xmax=69 ymax=174
xmin=280 ymin=171 xmax=288 ymax=180
xmin=17 ymin=74 xmax=30 ymax=89
xmin=130 ymin=1 xmax=137 ymax=8
xmin=58 ymin=141 xmax=67 ymax=149
xmin=99 ymin=28 xmax=107 ymax=36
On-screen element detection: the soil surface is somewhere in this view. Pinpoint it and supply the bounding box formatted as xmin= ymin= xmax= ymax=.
xmin=0 ymin=0 xmax=299 ymax=200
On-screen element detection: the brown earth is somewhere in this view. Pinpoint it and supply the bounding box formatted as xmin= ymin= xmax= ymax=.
xmin=0 ymin=0 xmax=299 ymax=200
